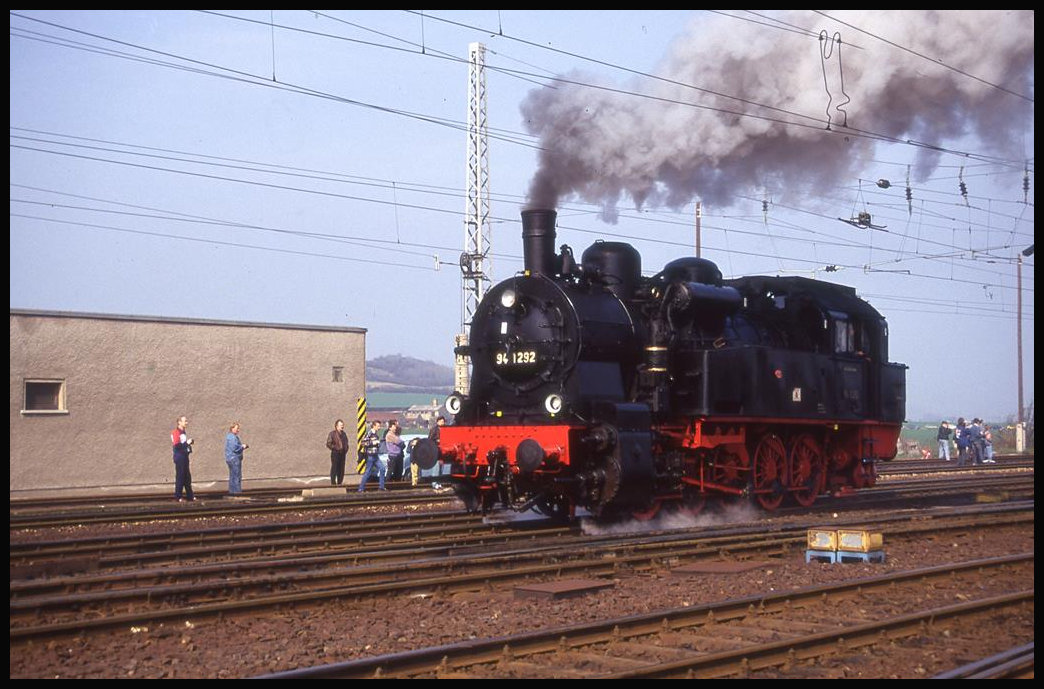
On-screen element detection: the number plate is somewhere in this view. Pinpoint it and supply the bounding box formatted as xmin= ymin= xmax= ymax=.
xmin=495 ymin=350 xmax=538 ymax=366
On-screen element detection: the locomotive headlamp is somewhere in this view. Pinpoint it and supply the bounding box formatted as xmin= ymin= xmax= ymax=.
xmin=500 ymin=289 xmax=518 ymax=309
xmin=444 ymin=393 xmax=464 ymax=416
xmin=544 ymin=393 xmax=564 ymax=415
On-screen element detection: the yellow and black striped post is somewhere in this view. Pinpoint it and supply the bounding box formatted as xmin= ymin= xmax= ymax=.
xmin=356 ymin=396 xmax=368 ymax=474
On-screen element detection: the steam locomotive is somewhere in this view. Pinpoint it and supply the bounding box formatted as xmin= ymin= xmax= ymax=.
xmin=412 ymin=209 xmax=906 ymax=519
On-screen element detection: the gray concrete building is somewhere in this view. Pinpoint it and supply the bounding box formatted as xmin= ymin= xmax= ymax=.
xmin=10 ymin=309 xmax=366 ymax=494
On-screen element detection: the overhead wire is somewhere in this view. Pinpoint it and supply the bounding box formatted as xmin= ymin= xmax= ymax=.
xmin=811 ymin=10 xmax=1033 ymax=104
xmin=11 ymin=10 xmax=1031 ymax=172
xmin=10 ymin=8 xmax=1035 ymax=309
xmin=11 ymin=133 xmax=1018 ymax=275
xmin=11 ymin=131 xmax=1030 ymax=291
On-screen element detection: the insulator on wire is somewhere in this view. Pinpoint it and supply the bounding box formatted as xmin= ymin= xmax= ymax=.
xmin=1024 ymin=163 xmax=1031 ymax=204
xmin=959 ymin=166 xmax=969 ymax=206
xmin=763 ymin=198 xmax=769 ymax=225
xmin=905 ymin=165 xmax=913 ymax=216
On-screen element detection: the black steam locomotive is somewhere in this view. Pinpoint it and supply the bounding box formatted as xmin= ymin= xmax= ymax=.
xmin=413 ymin=209 xmax=906 ymax=519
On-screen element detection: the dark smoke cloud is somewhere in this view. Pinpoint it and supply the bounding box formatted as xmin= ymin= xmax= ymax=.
xmin=521 ymin=10 xmax=1034 ymax=219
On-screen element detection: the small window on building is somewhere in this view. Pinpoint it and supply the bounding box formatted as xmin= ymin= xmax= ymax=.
xmin=23 ymin=380 xmax=67 ymax=414
xmin=332 ymin=366 xmax=344 ymax=383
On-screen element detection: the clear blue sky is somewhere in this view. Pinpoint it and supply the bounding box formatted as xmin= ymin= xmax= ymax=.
xmin=10 ymin=10 xmax=1034 ymax=422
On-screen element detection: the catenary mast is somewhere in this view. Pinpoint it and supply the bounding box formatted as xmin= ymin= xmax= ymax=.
xmin=456 ymin=42 xmax=490 ymax=395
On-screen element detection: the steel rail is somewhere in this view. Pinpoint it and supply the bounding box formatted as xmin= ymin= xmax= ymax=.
xmin=9 ymin=508 xmax=1033 ymax=640
xmin=252 ymin=553 xmax=1034 ymax=678
xmin=9 ymin=491 xmax=456 ymax=529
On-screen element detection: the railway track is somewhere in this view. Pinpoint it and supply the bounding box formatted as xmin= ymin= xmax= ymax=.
xmin=9 ymin=459 xmax=1032 ymax=533
xmin=255 ymin=553 xmax=1034 ymax=679
xmin=877 ymin=454 xmax=1033 ymax=475
xmin=8 ymin=484 xmax=454 ymax=530
xmin=8 ymin=456 xmax=1027 ymax=515
xmin=9 ymin=501 xmax=1032 ymax=642
xmin=10 ymin=510 xmax=482 ymax=567
xmin=933 ymin=642 xmax=1034 ymax=679
xmin=8 ymin=478 xmax=430 ymax=511
xmin=10 ymin=469 xmax=1032 ymax=572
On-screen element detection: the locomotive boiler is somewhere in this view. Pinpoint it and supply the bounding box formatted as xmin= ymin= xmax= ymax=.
xmin=412 ymin=209 xmax=906 ymax=519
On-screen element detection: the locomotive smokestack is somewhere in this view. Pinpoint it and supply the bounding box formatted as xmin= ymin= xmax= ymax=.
xmin=521 ymin=208 xmax=557 ymax=275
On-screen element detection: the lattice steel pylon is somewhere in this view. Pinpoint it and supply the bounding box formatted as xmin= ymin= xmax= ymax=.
xmin=456 ymin=42 xmax=491 ymax=396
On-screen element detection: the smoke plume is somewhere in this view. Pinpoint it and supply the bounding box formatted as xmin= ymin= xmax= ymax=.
xmin=522 ymin=10 xmax=1034 ymax=218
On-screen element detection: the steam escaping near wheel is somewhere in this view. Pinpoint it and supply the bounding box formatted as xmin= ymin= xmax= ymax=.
xmin=580 ymin=500 xmax=761 ymax=536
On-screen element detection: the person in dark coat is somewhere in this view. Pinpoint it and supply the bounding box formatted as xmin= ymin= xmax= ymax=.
xmin=936 ymin=421 xmax=952 ymax=461
xmin=326 ymin=419 xmax=349 ymax=485
xmin=428 ymin=415 xmax=447 ymax=481
xmin=428 ymin=415 xmax=444 ymax=445
xmin=967 ymin=418 xmax=985 ymax=466
xmin=954 ymin=418 xmax=970 ymax=467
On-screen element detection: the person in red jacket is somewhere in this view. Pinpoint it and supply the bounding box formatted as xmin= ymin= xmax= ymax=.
xmin=171 ymin=415 xmax=195 ymax=502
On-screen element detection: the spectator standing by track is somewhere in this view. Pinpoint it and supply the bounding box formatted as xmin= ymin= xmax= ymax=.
xmin=171 ymin=415 xmax=195 ymax=502
xmin=386 ymin=420 xmax=405 ymax=481
xmin=358 ymin=421 xmax=382 ymax=491
xmin=224 ymin=422 xmax=248 ymax=496
xmin=936 ymin=421 xmax=952 ymax=461
xmin=326 ymin=419 xmax=349 ymax=486
xmin=968 ymin=418 xmax=986 ymax=465
xmin=954 ymin=418 xmax=969 ymax=467
xmin=429 ymin=415 xmax=447 ymax=484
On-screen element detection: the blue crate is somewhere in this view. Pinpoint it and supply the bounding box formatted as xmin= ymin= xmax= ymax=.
xmin=837 ymin=550 xmax=886 ymax=564
xmin=805 ymin=549 xmax=837 ymax=563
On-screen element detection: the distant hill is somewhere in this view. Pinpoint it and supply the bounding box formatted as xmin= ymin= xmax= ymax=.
xmin=367 ymin=354 xmax=454 ymax=393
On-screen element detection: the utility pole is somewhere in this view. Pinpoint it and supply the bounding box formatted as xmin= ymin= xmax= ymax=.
xmin=456 ymin=42 xmax=490 ymax=396
xmin=1017 ymin=252 xmax=1023 ymax=427
xmin=1016 ymin=243 xmax=1033 ymax=451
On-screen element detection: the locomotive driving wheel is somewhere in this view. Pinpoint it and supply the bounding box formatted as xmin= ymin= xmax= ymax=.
xmin=752 ymin=434 xmax=786 ymax=510
xmin=788 ymin=434 xmax=825 ymax=507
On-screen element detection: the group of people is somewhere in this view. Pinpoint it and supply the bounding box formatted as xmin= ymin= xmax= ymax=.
xmin=936 ymin=418 xmax=995 ymax=466
xmin=171 ymin=412 xmax=447 ymax=501
xmin=170 ymin=416 xmax=248 ymax=502
xmin=354 ymin=415 xmax=445 ymax=491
